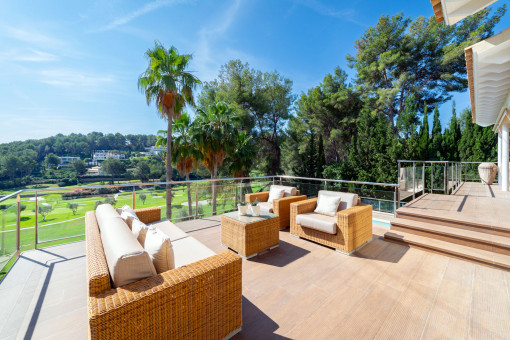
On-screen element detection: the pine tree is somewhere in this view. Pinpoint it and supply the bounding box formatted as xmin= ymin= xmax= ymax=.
xmin=307 ymin=131 xmax=317 ymax=177
xmin=442 ymin=101 xmax=461 ymax=161
xmin=430 ymin=106 xmax=443 ymax=160
xmin=416 ymin=103 xmax=430 ymax=160
xmin=316 ymin=134 xmax=326 ymax=177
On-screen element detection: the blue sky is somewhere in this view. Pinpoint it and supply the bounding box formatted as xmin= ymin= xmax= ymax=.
xmin=0 ymin=0 xmax=509 ymax=143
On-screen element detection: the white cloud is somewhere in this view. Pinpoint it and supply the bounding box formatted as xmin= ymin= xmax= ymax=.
xmin=192 ymin=0 xmax=244 ymax=81
xmin=0 ymin=49 xmax=58 ymax=62
xmin=0 ymin=26 xmax=64 ymax=47
xmin=98 ymin=0 xmax=189 ymax=32
xmin=38 ymin=69 xmax=115 ymax=87
xmin=290 ymin=0 xmax=365 ymax=27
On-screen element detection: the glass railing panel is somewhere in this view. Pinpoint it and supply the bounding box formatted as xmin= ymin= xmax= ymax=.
xmin=0 ymin=204 xmax=18 ymax=273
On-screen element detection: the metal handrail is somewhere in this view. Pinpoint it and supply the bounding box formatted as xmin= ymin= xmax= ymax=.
xmin=277 ymin=175 xmax=399 ymax=188
xmin=0 ymin=190 xmax=23 ymax=203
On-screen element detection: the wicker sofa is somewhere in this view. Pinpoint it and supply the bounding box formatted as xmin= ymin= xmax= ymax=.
xmin=245 ymin=185 xmax=306 ymax=229
xmin=86 ymin=206 xmax=242 ymax=340
xmin=290 ymin=194 xmax=373 ymax=255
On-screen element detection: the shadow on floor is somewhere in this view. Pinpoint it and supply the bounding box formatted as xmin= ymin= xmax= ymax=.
xmin=248 ymin=240 xmax=310 ymax=268
xmin=233 ymin=297 xmax=290 ymax=340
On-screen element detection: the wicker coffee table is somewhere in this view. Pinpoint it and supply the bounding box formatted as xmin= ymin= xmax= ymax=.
xmin=221 ymin=211 xmax=280 ymax=259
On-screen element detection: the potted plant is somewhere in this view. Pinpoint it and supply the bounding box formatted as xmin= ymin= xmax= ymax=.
xmin=250 ymin=198 xmax=260 ymax=217
xmin=238 ymin=200 xmax=248 ymax=216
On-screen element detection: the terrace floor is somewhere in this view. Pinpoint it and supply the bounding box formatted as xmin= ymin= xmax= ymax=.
xmin=2 ymin=213 xmax=510 ymax=339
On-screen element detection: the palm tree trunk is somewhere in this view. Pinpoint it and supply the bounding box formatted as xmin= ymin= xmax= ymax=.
xmin=186 ymin=173 xmax=192 ymax=218
xmin=166 ymin=118 xmax=173 ymax=220
xmin=212 ymin=165 xmax=217 ymax=215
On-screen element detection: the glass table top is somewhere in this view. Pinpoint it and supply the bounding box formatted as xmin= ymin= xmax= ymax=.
xmin=223 ymin=211 xmax=278 ymax=223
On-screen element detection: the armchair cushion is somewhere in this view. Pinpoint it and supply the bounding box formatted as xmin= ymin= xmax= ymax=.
xmin=131 ymin=219 xmax=150 ymax=246
xmin=268 ymin=187 xmax=285 ymax=203
xmin=317 ymin=190 xmax=358 ymax=211
xmin=120 ymin=204 xmax=139 ymax=229
xmin=270 ymin=185 xmax=297 ymax=197
xmin=315 ymin=193 xmax=342 ymax=217
xmin=296 ymin=212 xmax=337 ymax=235
xmin=258 ymin=201 xmax=274 ymax=214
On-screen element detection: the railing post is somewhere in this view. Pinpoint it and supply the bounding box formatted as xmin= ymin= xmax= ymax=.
xmin=422 ymin=165 xmax=425 ymax=195
xmin=412 ymin=162 xmax=416 ymax=200
xmin=431 ymin=163 xmax=434 ymax=193
xmin=35 ymin=192 xmax=38 ymax=248
xmin=132 ymin=187 xmax=136 ymax=210
xmin=16 ymin=195 xmax=20 ymax=254
xmin=195 ymin=183 xmax=199 ymax=218
xmin=324 ymin=180 xmax=327 ymax=190
xmin=445 ymin=162 xmax=449 ymax=194
xmin=394 ymin=186 xmax=397 ymax=217
xmin=1 ymin=207 xmax=5 ymax=255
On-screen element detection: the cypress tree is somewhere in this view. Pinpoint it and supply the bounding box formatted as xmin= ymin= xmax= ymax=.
xmin=417 ymin=103 xmax=430 ymax=160
xmin=430 ymin=106 xmax=443 ymax=160
xmin=316 ymin=134 xmax=326 ymax=177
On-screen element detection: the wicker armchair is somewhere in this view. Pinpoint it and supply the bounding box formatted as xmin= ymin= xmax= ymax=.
xmin=290 ymin=198 xmax=373 ymax=254
xmin=86 ymin=206 xmax=242 ymax=340
xmin=245 ymin=189 xmax=306 ymax=229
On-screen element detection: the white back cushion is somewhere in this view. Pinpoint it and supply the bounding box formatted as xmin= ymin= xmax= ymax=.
xmin=120 ymin=205 xmax=139 ymax=229
xmin=95 ymin=204 xmax=157 ymax=287
xmin=132 ymin=219 xmax=150 ymax=246
xmin=270 ymin=185 xmax=297 ymax=197
xmin=314 ymin=193 xmax=342 ymax=217
xmin=144 ymin=228 xmax=175 ymax=274
xmin=317 ymin=190 xmax=358 ymax=211
xmin=267 ymin=187 xmax=285 ymax=203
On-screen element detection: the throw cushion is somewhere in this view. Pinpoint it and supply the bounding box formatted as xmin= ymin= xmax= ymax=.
xmin=267 ymin=187 xmax=285 ymax=203
xmin=257 ymin=201 xmax=274 ymax=214
xmin=132 ymin=219 xmax=150 ymax=246
xmin=296 ymin=212 xmax=337 ymax=234
xmin=95 ymin=204 xmax=157 ymax=287
xmin=317 ymin=190 xmax=358 ymax=211
xmin=120 ymin=205 xmax=139 ymax=229
xmin=314 ymin=193 xmax=342 ymax=217
xmin=270 ymin=185 xmax=297 ymax=197
xmin=144 ymin=227 xmax=175 ymax=274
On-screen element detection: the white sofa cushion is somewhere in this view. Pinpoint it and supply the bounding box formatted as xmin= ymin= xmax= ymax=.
xmin=317 ymin=190 xmax=358 ymax=211
xmin=315 ymin=193 xmax=342 ymax=217
xmin=296 ymin=212 xmax=337 ymax=235
xmin=267 ymin=187 xmax=285 ymax=203
xmin=270 ymin=185 xmax=297 ymax=197
xmin=258 ymin=201 xmax=274 ymax=214
xmin=144 ymin=227 xmax=175 ymax=274
xmin=148 ymin=220 xmax=189 ymax=242
xmin=95 ymin=204 xmax=157 ymax=287
xmin=171 ymin=236 xmax=216 ymax=268
xmin=132 ymin=219 xmax=150 ymax=246
xmin=120 ymin=205 xmax=139 ymax=229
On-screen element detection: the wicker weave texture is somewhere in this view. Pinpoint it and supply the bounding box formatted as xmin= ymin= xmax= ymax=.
xmin=86 ymin=209 xmax=243 ymax=340
xmin=290 ymin=198 xmax=373 ymax=253
xmin=134 ymin=206 xmax=161 ymax=224
xmin=221 ymin=214 xmax=280 ymax=257
xmin=85 ymin=211 xmax=111 ymax=296
xmin=245 ymin=190 xmax=305 ymax=229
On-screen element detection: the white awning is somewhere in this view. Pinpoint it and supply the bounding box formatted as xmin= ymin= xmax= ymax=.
xmin=431 ymin=0 xmax=498 ymax=25
xmin=465 ymin=28 xmax=510 ymax=128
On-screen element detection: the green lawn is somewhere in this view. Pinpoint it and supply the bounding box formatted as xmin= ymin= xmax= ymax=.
xmin=0 ymin=180 xmax=271 ymax=262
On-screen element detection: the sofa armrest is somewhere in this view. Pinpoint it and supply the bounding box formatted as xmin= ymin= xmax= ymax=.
xmin=290 ymin=198 xmax=318 ymax=215
xmin=245 ymin=191 xmax=269 ymax=203
xmin=89 ymin=251 xmax=242 ymax=340
xmin=273 ymin=195 xmax=307 ymax=215
xmin=135 ymin=207 xmax=161 ymax=224
xmin=336 ymin=204 xmax=373 ymax=249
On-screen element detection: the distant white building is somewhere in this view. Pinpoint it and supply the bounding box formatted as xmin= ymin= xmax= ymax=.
xmin=144 ymin=146 xmax=166 ymax=156
xmin=58 ymin=156 xmax=81 ymax=169
xmin=92 ymin=150 xmax=126 ymax=164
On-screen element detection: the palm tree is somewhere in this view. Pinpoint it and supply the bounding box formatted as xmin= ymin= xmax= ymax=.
xmin=138 ymin=42 xmax=200 ymax=220
xmin=228 ymin=131 xmax=256 ymax=205
xmin=156 ymin=113 xmax=202 ymax=218
xmin=195 ymin=102 xmax=237 ymax=215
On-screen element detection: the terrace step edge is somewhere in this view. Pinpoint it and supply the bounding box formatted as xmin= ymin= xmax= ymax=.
xmin=384 ymin=230 xmax=510 ymax=271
